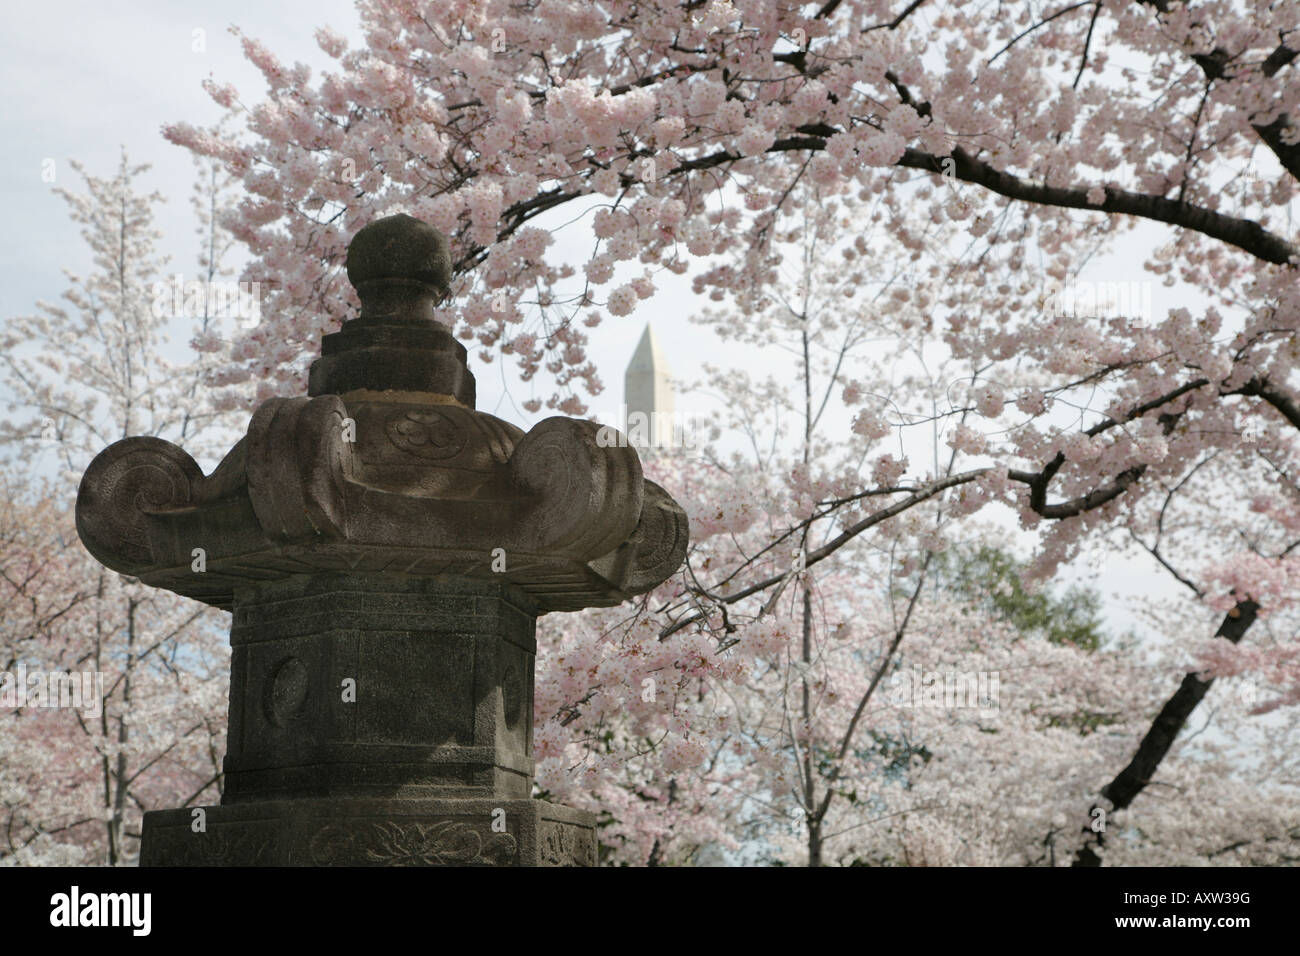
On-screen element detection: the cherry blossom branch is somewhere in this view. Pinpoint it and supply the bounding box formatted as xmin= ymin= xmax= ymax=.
xmin=645 ymin=131 xmax=1297 ymax=265
xmin=1071 ymin=2 xmax=1104 ymax=89
xmin=988 ymin=2 xmax=1096 ymax=66
xmin=879 ymin=65 xmax=1295 ymax=263
xmin=861 ymin=0 xmax=930 ymax=34
xmin=1238 ymin=377 xmax=1300 ymax=431
xmin=658 ymin=468 xmax=987 ymax=639
xmin=1009 ymin=378 xmax=1208 ymax=519
xmin=1125 ymin=451 xmax=1219 ymax=598
xmin=814 ymin=551 xmax=933 ymax=825
xmin=1136 ymin=0 xmax=1300 ymax=181
xmin=897 ymin=146 xmax=1297 ymax=265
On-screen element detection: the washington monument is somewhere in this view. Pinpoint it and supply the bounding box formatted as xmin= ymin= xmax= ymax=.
xmin=624 ymin=322 xmax=675 ymax=449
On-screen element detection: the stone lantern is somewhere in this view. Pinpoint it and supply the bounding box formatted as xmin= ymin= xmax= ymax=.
xmin=74 ymin=214 xmax=689 ymax=866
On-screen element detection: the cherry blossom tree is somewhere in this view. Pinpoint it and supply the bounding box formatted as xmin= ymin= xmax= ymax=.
xmin=157 ymin=0 xmax=1300 ymax=864
xmin=0 ymin=152 xmax=240 ymax=865
xmin=163 ymin=5 xmax=1300 ymax=577
xmin=530 ymin=184 xmax=1299 ymax=865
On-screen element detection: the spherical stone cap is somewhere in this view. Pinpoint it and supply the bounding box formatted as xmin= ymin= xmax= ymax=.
xmin=345 ymin=213 xmax=452 ymax=294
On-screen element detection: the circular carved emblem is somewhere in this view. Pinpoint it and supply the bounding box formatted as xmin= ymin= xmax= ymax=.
xmin=264 ymin=657 xmax=310 ymax=726
xmin=385 ymin=409 xmax=467 ymax=460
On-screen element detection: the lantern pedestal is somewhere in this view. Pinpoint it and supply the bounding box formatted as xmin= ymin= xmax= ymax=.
xmin=140 ymin=797 xmax=595 ymax=867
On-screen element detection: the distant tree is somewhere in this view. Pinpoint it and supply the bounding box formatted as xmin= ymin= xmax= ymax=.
xmin=935 ymin=544 xmax=1107 ymax=652
xmin=0 ymin=150 xmax=241 ymax=865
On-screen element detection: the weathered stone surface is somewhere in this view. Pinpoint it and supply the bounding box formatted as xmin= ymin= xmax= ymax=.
xmin=311 ymin=214 xmax=471 ymax=403
xmin=75 ymin=213 xmax=686 ymax=866
xmin=223 ymin=575 xmax=538 ymax=803
xmin=139 ymin=798 xmax=597 ymax=867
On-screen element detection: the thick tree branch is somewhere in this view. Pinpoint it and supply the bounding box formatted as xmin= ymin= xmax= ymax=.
xmin=646 ymin=134 xmax=1296 ymax=265
xmin=900 ymin=146 xmax=1297 ymax=264
xmin=1237 ymin=376 xmax=1300 ymax=430
xmin=1008 ymin=377 xmax=1207 ymax=519
xmin=1072 ymin=598 xmax=1259 ymax=866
